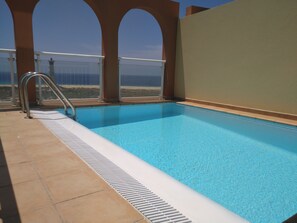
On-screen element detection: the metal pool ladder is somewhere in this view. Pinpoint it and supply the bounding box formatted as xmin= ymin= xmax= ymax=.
xmin=20 ymin=72 xmax=76 ymax=120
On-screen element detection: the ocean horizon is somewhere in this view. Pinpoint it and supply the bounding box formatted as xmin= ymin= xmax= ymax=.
xmin=0 ymin=72 xmax=161 ymax=87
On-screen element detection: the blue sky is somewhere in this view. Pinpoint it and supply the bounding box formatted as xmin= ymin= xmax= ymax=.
xmin=0 ymin=0 xmax=232 ymax=59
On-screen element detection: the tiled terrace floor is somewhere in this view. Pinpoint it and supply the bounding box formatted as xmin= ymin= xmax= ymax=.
xmin=179 ymin=101 xmax=297 ymax=126
xmin=0 ymin=110 xmax=147 ymax=223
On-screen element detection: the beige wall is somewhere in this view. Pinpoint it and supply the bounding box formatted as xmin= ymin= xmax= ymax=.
xmin=175 ymin=0 xmax=297 ymax=115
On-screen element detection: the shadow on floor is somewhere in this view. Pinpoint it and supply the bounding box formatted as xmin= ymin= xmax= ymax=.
xmin=0 ymin=138 xmax=21 ymax=223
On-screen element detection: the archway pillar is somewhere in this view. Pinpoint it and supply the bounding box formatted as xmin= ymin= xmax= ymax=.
xmin=6 ymin=0 xmax=39 ymax=104
xmin=162 ymin=25 xmax=177 ymax=100
xmin=101 ymin=22 xmax=121 ymax=102
xmin=85 ymin=0 xmax=122 ymax=102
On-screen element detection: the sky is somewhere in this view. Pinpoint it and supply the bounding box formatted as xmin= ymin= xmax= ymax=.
xmin=0 ymin=0 xmax=233 ymax=60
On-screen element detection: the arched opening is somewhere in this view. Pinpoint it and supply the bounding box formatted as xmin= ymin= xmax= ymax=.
xmin=33 ymin=0 xmax=103 ymax=101
xmin=118 ymin=9 xmax=164 ymax=99
xmin=0 ymin=1 xmax=17 ymax=104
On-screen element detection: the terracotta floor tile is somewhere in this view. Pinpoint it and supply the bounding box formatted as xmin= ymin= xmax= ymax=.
xmin=44 ymin=169 xmax=106 ymax=203
xmin=0 ymin=142 xmax=23 ymax=152
xmin=56 ymin=191 xmax=144 ymax=223
xmin=1 ymin=111 xmax=145 ymax=222
xmin=17 ymin=126 xmax=51 ymax=135
xmin=22 ymin=136 xmax=60 ymax=147
xmin=1 ymin=133 xmax=21 ymax=142
xmin=25 ymin=142 xmax=67 ymax=161
xmin=19 ymin=206 xmax=62 ymax=223
xmin=2 ymin=149 xmax=30 ymax=165
xmin=0 ymin=127 xmax=20 ymax=135
xmin=8 ymin=162 xmax=39 ymax=184
xmin=13 ymin=180 xmax=52 ymax=214
xmin=1 ymin=136 xmax=23 ymax=152
xmin=179 ymin=101 xmax=297 ymax=126
xmin=34 ymin=153 xmax=82 ymax=178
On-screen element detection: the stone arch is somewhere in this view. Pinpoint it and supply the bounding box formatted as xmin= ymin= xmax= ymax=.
xmin=119 ymin=4 xmax=174 ymax=61
xmin=118 ymin=8 xmax=163 ymax=98
xmin=85 ymin=0 xmax=179 ymax=101
xmin=6 ymin=0 xmax=179 ymax=102
xmin=33 ymin=0 xmax=102 ymax=54
xmin=118 ymin=3 xmax=178 ymax=99
xmin=118 ymin=8 xmax=163 ymax=59
xmin=31 ymin=0 xmax=103 ymax=100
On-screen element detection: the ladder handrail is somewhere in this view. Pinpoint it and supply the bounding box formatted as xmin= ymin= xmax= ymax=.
xmin=20 ymin=72 xmax=67 ymax=113
xmin=19 ymin=72 xmax=65 ymax=112
xmin=20 ymin=72 xmax=34 ymax=112
xmin=24 ymin=72 xmax=76 ymax=119
xmin=20 ymin=72 xmax=76 ymax=120
xmin=26 ymin=74 xmax=69 ymax=113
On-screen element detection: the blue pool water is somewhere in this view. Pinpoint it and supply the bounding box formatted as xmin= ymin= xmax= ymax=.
xmin=74 ymin=103 xmax=297 ymax=223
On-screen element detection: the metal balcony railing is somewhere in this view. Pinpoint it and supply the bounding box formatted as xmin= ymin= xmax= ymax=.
xmin=35 ymin=51 xmax=104 ymax=103
xmin=0 ymin=48 xmax=166 ymax=105
xmin=0 ymin=48 xmax=17 ymax=104
xmin=119 ymin=57 xmax=165 ymax=99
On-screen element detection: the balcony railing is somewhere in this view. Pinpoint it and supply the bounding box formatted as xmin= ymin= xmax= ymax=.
xmin=35 ymin=51 xmax=104 ymax=102
xmin=119 ymin=57 xmax=165 ymax=99
xmin=0 ymin=48 xmax=166 ymax=105
xmin=0 ymin=48 xmax=17 ymax=104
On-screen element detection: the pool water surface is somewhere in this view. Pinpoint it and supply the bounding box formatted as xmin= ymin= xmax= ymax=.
xmin=75 ymin=103 xmax=297 ymax=223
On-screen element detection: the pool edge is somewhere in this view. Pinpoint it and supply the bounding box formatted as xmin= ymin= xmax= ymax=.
xmin=32 ymin=110 xmax=249 ymax=223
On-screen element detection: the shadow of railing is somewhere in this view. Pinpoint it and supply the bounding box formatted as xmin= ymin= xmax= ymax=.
xmin=0 ymin=138 xmax=21 ymax=222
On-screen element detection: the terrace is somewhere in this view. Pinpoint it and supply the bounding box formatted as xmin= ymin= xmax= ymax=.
xmin=1 ymin=0 xmax=297 ymax=223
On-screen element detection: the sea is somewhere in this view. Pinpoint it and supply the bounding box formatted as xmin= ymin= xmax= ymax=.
xmin=0 ymin=72 xmax=161 ymax=87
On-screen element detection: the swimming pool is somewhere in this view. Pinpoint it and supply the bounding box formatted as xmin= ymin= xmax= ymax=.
xmin=75 ymin=103 xmax=297 ymax=223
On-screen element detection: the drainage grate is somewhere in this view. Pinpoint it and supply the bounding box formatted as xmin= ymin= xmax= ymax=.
xmin=41 ymin=120 xmax=191 ymax=223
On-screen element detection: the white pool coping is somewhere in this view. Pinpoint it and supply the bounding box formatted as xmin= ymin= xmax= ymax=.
xmin=32 ymin=110 xmax=249 ymax=223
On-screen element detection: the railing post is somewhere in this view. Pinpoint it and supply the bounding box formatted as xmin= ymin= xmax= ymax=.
xmin=99 ymin=57 xmax=103 ymax=101
xmin=118 ymin=58 xmax=122 ymax=100
xmin=160 ymin=62 xmax=165 ymax=99
xmin=35 ymin=53 xmax=42 ymax=103
xmin=49 ymin=58 xmax=55 ymax=81
xmin=8 ymin=52 xmax=16 ymax=105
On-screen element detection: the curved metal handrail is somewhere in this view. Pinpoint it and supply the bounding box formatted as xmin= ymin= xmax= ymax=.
xmin=20 ymin=72 xmax=68 ymax=114
xmin=26 ymin=74 xmax=68 ymax=113
xmin=20 ymin=72 xmax=34 ymax=112
xmin=20 ymin=72 xmax=56 ymax=111
xmin=20 ymin=72 xmax=76 ymax=120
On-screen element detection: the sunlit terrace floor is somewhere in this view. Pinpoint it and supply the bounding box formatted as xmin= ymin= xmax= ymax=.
xmin=180 ymin=101 xmax=297 ymax=126
xmin=0 ymin=110 xmax=148 ymax=223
